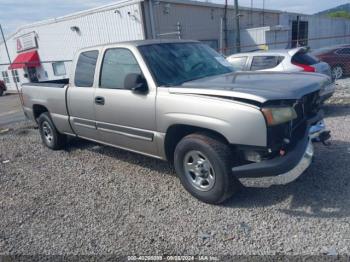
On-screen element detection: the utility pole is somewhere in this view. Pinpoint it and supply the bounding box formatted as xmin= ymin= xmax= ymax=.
xmin=296 ymin=15 xmax=300 ymax=47
xmin=234 ymin=0 xmax=241 ymax=53
xmin=250 ymin=0 xmax=253 ymax=26
xmin=219 ymin=17 xmax=224 ymax=54
xmin=223 ymin=0 xmax=228 ymax=54
xmin=0 ymin=24 xmax=24 ymax=108
xmin=262 ymin=0 xmax=265 ymax=26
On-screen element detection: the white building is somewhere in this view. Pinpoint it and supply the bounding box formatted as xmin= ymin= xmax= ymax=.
xmin=1 ymin=0 xmax=350 ymax=92
xmin=0 ymin=0 xmax=146 ymax=92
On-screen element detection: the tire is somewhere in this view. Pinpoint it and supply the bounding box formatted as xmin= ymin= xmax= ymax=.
xmin=332 ymin=65 xmax=344 ymax=80
xmin=174 ymin=133 xmax=240 ymax=204
xmin=0 ymin=89 xmax=3 ymax=97
xmin=37 ymin=112 xmax=66 ymax=150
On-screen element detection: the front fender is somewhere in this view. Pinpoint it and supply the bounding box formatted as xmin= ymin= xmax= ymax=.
xmin=157 ymin=90 xmax=267 ymax=147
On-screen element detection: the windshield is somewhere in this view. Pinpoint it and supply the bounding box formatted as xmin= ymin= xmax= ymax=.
xmin=138 ymin=42 xmax=234 ymax=86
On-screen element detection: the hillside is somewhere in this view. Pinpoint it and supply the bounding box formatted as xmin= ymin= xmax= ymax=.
xmin=316 ymin=3 xmax=350 ymax=15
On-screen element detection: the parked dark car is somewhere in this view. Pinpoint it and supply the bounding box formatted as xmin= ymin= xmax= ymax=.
xmin=0 ymin=80 xmax=6 ymax=96
xmin=312 ymin=45 xmax=350 ymax=79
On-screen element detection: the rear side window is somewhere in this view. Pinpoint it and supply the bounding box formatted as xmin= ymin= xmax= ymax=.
xmin=74 ymin=50 xmax=99 ymax=87
xmin=292 ymin=51 xmax=319 ymax=65
xmin=250 ymin=56 xmax=284 ymax=71
xmin=227 ymin=56 xmax=247 ymax=71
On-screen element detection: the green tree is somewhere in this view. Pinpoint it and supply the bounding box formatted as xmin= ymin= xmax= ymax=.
xmin=328 ymin=11 xmax=350 ymax=19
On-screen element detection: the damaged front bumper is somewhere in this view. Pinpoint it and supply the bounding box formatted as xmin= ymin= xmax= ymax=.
xmin=233 ymin=115 xmax=330 ymax=187
xmin=236 ymin=138 xmax=314 ymax=188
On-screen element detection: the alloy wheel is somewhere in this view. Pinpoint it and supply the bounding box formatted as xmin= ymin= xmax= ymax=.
xmin=183 ymin=150 xmax=216 ymax=191
xmin=42 ymin=121 xmax=54 ymax=145
xmin=332 ymin=66 xmax=343 ymax=79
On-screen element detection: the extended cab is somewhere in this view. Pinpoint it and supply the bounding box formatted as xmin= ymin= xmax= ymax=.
xmin=22 ymin=40 xmax=331 ymax=204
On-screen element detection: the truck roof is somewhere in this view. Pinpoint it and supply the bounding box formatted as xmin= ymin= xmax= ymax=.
xmin=79 ymin=39 xmax=199 ymax=51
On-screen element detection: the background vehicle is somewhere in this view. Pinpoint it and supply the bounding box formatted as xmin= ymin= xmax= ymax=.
xmin=227 ymin=47 xmax=332 ymax=78
xmin=22 ymin=40 xmax=330 ymax=204
xmin=312 ymin=45 xmax=350 ymax=79
xmin=226 ymin=48 xmax=335 ymax=100
xmin=0 ymin=80 xmax=6 ymax=96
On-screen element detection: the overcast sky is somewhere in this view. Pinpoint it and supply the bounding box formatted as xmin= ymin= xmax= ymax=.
xmin=0 ymin=0 xmax=349 ymax=36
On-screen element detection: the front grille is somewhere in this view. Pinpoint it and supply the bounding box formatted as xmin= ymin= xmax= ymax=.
xmin=292 ymin=91 xmax=321 ymax=130
xmin=267 ymin=91 xmax=321 ymax=151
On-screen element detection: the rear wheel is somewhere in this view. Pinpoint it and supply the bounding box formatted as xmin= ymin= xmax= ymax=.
xmin=174 ymin=133 xmax=240 ymax=204
xmin=0 ymin=89 xmax=3 ymax=97
xmin=332 ymin=65 xmax=344 ymax=79
xmin=38 ymin=112 xmax=66 ymax=150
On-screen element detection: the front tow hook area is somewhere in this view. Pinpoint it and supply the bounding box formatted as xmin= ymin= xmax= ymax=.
xmin=318 ymin=130 xmax=331 ymax=146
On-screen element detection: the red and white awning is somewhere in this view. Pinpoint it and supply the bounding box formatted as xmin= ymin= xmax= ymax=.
xmin=9 ymin=50 xmax=41 ymax=69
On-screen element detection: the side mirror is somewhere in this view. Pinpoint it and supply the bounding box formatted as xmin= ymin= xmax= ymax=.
xmin=124 ymin=73 xmax=148 ymax=93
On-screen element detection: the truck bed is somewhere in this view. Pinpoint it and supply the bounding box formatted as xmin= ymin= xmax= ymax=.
xmin=22 ymin=82 xmax=72 ymax=135
xmin=22 ymin=79 xmax=69 ymax=88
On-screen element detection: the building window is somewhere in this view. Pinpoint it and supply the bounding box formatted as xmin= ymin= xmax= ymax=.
xmin=52 ymin=62 xmax=66 ymax=76
xmin=11 ymin=70 xmax=20 ymax=83
xmin=1 ymin=71 xmax=10 ymax=83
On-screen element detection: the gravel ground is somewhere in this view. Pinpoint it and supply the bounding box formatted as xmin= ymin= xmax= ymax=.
xmin=0 ymin=100 xmax=350 ymax=257
xmin=327 ymin=78 xmax=350 ymax=105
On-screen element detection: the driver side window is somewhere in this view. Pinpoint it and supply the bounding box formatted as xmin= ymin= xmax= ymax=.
xmin=100 ymin=48 xmax=142 ymax=89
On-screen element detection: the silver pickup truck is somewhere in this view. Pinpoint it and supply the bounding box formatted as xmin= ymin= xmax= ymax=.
xmin=22 ymin=40 xmax=332 ymax=204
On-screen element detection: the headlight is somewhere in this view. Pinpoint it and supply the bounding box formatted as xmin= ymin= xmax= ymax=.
xmin=262 ymin=107 xmax=297 ymax=126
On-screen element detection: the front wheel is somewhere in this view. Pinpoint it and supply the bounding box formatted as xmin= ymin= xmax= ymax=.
xmin=38 ymin=112 xmax=67 ymax=150
xmin=174 ymin=133 xmax=240 ymax=204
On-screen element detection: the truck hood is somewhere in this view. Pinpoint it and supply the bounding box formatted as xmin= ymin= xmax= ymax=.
xmin=168 ymin=71 xmax=330 ymax=104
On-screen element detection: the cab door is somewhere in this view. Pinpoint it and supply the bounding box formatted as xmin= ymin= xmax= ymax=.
xmin=93 ymin=47 xmax=157 ymax=156
xmin=67 ymin=50 xmax=100 ymax=140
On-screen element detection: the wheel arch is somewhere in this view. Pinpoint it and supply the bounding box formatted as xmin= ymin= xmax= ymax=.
xmin=164 ymin=124 xmax=230 ymax=163
xmin=33 ymin=104 xmax=49 ymax=122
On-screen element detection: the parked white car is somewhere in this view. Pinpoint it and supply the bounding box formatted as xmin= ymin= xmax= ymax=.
xmin=226 ymin=47 xmax=333 ymax=79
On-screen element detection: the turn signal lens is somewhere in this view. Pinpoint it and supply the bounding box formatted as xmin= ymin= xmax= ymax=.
xmin=262 ymin=107 xmax=297 ymax=126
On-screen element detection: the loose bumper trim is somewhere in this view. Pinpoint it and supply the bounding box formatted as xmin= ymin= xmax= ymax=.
xmin=309 ymin=120 xmax=326 ymax=140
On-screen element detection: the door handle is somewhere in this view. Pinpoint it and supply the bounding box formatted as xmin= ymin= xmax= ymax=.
xmin=95 ymin=96 xmax=105 ymax=105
